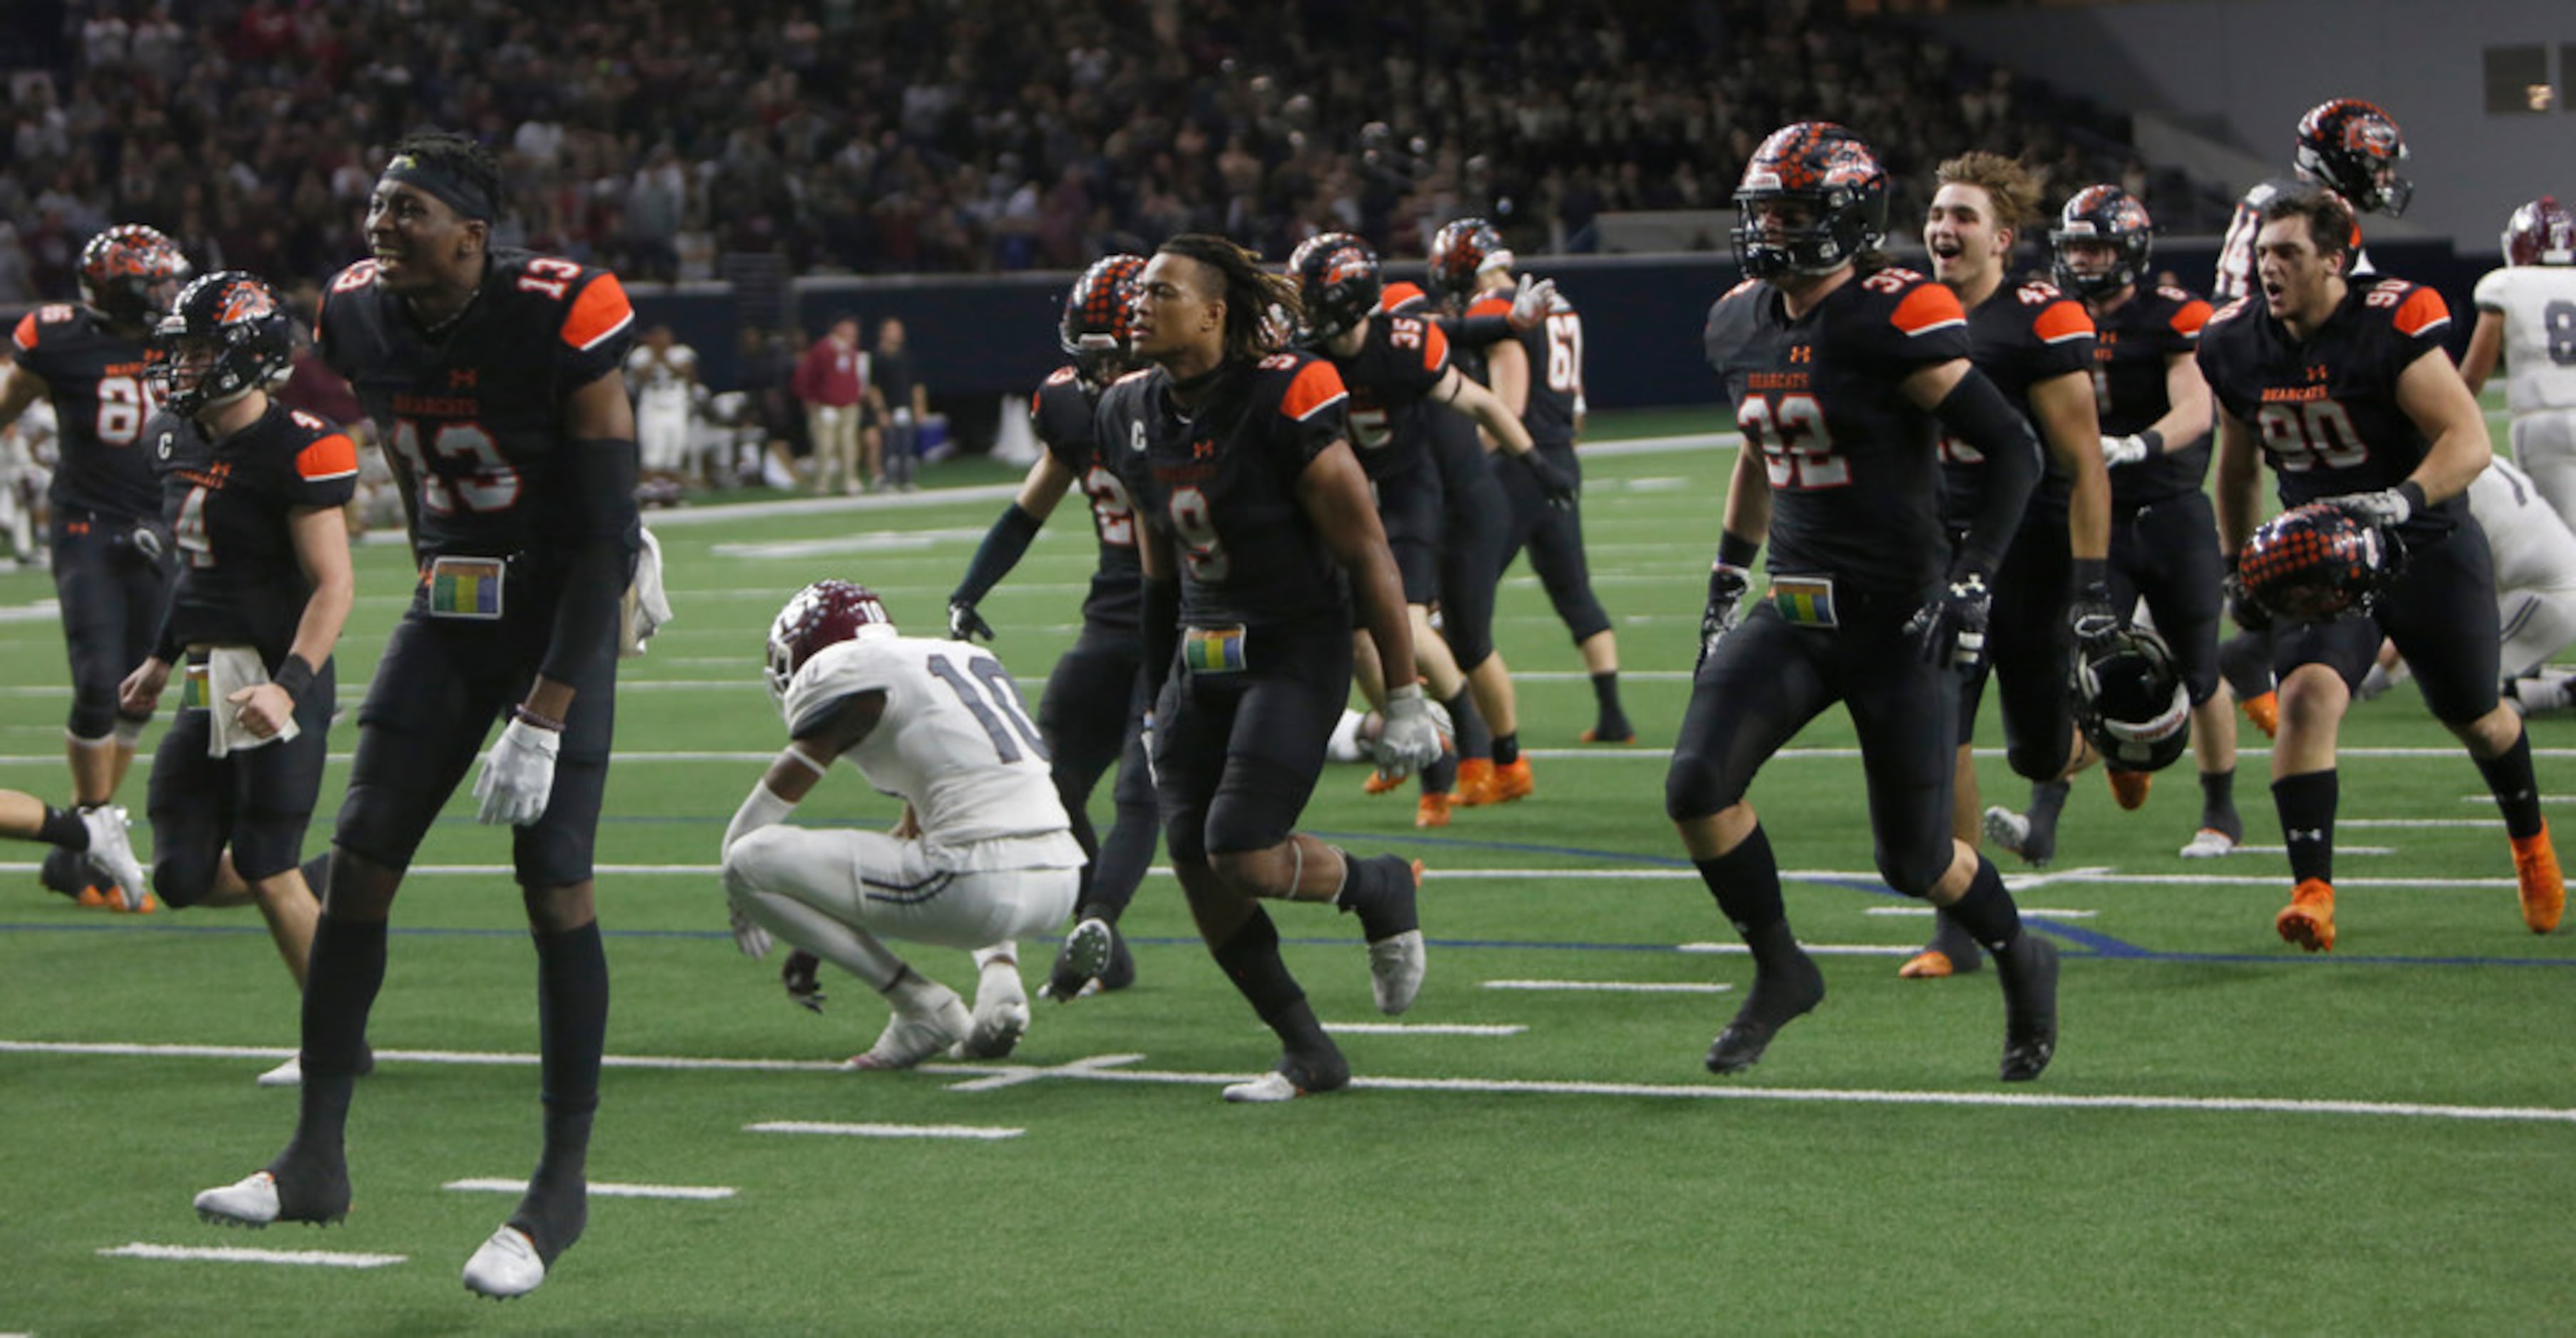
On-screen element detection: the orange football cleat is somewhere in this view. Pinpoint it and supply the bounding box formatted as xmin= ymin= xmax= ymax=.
xmin=2106 ymin=769 xmax=2152 ymax=811
xmin=1361 ymin=768 xmax=1405 ymax=796
xmin=77 ymin=884 xmax=159 ymax=913
xmin=2512 ymin=823 xmax=2563 ymax=934
xmin=1581 ymin=725 xmax=1635 ymax=745
xmin=2274 ymin=878 xmax=2336 ymax=953
xmin=1415 ymin=792 xmax=1452 ymax=829
xmin=1897 ymin=950 xmax=1959 ymax=979
xmin=1480 ymin=757 xmax=1533 ymax=804
xmin=1454 ymin=757 xmax=1494 ymax=801
xmin=2240 ymin=690 xmax=2280 ymax=739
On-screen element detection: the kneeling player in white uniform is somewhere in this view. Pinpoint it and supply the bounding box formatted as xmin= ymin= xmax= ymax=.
xmin=720 ymin=580 xmax=1085 ymax=1069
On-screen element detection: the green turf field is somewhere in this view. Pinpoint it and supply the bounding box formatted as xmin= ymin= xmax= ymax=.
xmin=4 ymin=407 xmax=2573 ymax=1334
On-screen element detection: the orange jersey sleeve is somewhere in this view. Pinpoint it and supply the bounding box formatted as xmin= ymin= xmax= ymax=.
xmin=11 ymin=312 xmax=36 ymax=351
xmin=2170 ymin=299 xmax=2213 ymax=339
xmin=1281 ymin=359 xmax=1348 ymax=422
xmin=2393 ymin=286 xmax=2449 ymax=338
xmin=1419 ymin=319 xmax=1449 ymax=373
xmin=560 ymin=272 xmax=635 ymax=352
xmin=2033 ymin=299 xmax=2096 ymax=345
xmin=1467 ymin=296 xmax=1511 ymax=321
xmin=295 ymin=432 xmax=361 ymax=482
xmin=1890 ymin=283 xmax=1967 ymax=336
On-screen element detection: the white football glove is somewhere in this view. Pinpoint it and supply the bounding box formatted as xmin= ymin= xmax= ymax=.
xmin=473 ymin=715 xmax=560 ymax=826
xmin=2330 ymin=487 xmax=2415 ymax=529
xmin=2101 ymin=434 xmax=2151 ymax=467
xmin=728 ymin=901 xmax=774 ymax=960
xmin=1507 ymin=276 xmax=1558 ymax=331
xmin=1371 ymin=685 xmax=1449 ymax=781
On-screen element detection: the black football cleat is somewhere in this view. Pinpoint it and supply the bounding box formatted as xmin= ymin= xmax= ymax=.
xmin=1705 ymin=947 xmax=1826 ymax=1074
xmin=1995 ymin=933 xmax=2061 ymax=1082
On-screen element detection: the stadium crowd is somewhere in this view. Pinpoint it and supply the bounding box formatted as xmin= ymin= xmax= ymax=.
xmin=1 ymin=0 xmax=2186 ymax=300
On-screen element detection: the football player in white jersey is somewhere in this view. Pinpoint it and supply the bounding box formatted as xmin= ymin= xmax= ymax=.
xmin=720 ymin=581 xmax=1086 ymax=1069
xmin=2362 ymin=456 xmax=2576 ymax=714
xmin=625 ymin=323 xmax=698 ymax=489
xmin=2461 ymin=198 xmax=2576 ymax=524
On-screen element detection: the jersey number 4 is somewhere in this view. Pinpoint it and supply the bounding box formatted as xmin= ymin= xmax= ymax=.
xmin=1738 ymin=391 xmax=1848 ymax=489
xmin=926 ymin=651 xmax=1049 ymax=763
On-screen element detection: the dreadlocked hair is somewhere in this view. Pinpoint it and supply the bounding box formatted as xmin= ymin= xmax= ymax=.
xmin=1158 ymin=233 xmax=1302 ymax=364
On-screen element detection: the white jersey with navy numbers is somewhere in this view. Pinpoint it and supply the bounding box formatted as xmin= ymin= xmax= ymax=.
xmin=780 ymin=631 xmax=1080 ymax=865
xmin=2472 ymin=265 xmax=2576 ymax=415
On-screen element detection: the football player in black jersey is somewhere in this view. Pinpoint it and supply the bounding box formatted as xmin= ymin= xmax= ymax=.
xmin=1102 ymin=234 xmax=1434 ymax=1102
xmin=0 ymin=224 xmax=190 ymax=908
xmin=1295 ymin=233 xmax=1572 ymax=829
xmin=115 ymin=272 xmax=354 ymax=1083
xmin=2210 ymin=98 xmax=2411 ymax=737
xmin=192 ymin=133 xmax=640 ymax=1302
xmin=2200 ymin=187 xmax=2560 ymax=952
xmin=1687 ymin=123 xmax=2061 ymax=1081
xmin=1434 ymin=218 xmax=1635 ymax=767
xmin=2053 ymin=186 xmax=2245 ymax=860
xmin=946 ymin=254 xmax=1157 ymax=1001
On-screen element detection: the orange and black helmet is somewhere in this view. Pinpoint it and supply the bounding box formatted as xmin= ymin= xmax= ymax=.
xmin=2050 ymin=185 xmax=2156 ymax=301
xmin=2295 ymin=99 xmax=2411 ymax=217
xmin=1060 ymin=254 xmax=1147 ymax=389
xmin=1730 ymin=122 xmax=1887 ymax=281
xmin=78 ymin=224 xmax=191 ymax=332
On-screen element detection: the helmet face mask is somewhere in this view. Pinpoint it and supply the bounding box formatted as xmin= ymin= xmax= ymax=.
xmin=2072 ymin=627 xmax=2191 ymax=773
xmin=79 ymin=224 xmax=192 ymax=333
xmin=764 ymin=579 xmax=894 ymax=707
xmin=2294 ymin=98 xmax=2411 ymax=217
xmin=2049 ymin=185 xmax=2155 ymax=301
xmin=148 ymin=271 xmax=293 ymax=418
xmin=1731 ymin=122 xmax=1888 ymax=281
xmin=1290 ymin=232 xmax=1381 ymax=343
xmin=2503 ymin=197 xmax=2576 ymax=268
xmin=1060 ymin=254 xmax=1147 ymax=390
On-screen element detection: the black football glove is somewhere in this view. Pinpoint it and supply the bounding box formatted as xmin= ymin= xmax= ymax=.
xmin=1516 ymin=450 xmax=1578 ymax=509
xmin=1908 ymin=571 xmax=1992 ymax=672
xmin=782 ymin=950 xmax=827 ymax=1014
xmin=2069 ymin=581 xmax=2121 ymax=656
xmin=946 ymin=598 xmax=995 ymax=643
xmin=1698 ymin=564 xmax=1752 ymax=673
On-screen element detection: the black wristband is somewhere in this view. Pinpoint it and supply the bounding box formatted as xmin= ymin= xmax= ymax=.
xmin=1717 ymin=532 xmax=1760 ymax=569
xmin=2070 ymin=557 xmax=2109 ymax=594
xmin=2136 ymin=427 xmax=2163 ymax=457
xmin=271 ymin=653 xmax=317 ymax=702
xmin=2396 ymin=479 xmax=2428 ymax=517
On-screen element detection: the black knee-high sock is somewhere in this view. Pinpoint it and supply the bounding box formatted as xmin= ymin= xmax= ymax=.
xmin=1590 ymin=670 xmax=1630 ymax=733
xmin=1333 ymin=852 xmax=1418 ymax=939
xmin=1692 ymin=824 xmax=1784 ymax=938
xmin=1422 ymin=747 xmax=1458 ymax=794
xmin=2199 ymin=768 xmax=2239 ymax=832
xmin=281 ymin=913 xmax=387 ymax=1166
xmin=2474 ymin=732 xmax=2545 ymax=839
xmin=2273 ymin=769 xmax=2338 ymax=885
xmin=1086 ymin=799 xmax=1159 ymax=923
xmin=1942 ymin=854 xmax=2024 ymax=955
xmin=530 ymin=922 xmax=608 ymax=1177
xmin=1210 ymin=908 xmax=1320 ymax=1045
xmin=1493 ymin=731 xmax=1520 ymax=767
xmin=36 ymin=804 xmax=85 ymax=849
xmin=1447 ymin=688 xmax=1491 ymax=763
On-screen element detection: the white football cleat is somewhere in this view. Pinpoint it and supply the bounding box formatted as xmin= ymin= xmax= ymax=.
xmin=255 ymin=1055 xmax=302 ymax=1087
xmin=951 ymin=965 xmax=1030 ymax=1060
xmin=1221 ymin=1072 xmax=1303 ymax=1103
xmin=844 ymin=990 xmax=971 ymax=1071
xmin=462 ymin=1225 xmax=545 ymax=1300
xmin=79 ymin=804 xmax=150 ymax=911
xmin=2178 ymin=828 xmax=2238 ymax=860
xmin=195 ymin=1171 xmax=282 ymax=1227
xmin=1365 ymin=929 xmax=1425 ymax=1016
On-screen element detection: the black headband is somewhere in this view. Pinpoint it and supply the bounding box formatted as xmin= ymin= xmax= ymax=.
xmin=380 ymin=152 xmax=497 ymax=223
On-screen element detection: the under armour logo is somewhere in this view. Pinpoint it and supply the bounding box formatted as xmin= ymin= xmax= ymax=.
xmin=1191 ymin=438 xmax=1215 ymax=460
xmin=450 ymin=368 xmax=479 ymax=389
xmin=2287 ymin=828 xmax=2324 ymax=842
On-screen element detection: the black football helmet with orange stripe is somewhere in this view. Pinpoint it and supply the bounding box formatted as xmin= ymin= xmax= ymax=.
xmin=1731 ymin=122 xmax=1888 ymax=281
xmin=2295 ymin=98 xmax=2411 ymax=217
xmin=2503 ymin=197 xmax=2576 ymax=268
xmin=2050 ymin=185 xmax=2156 ymax=301
xmin=2072 ymin=626 xmax=2191 ymax=773
xmin=148 ymin=271 xmax=294 ymax=416
xmin=78 ymin=224 xmax=191 ymax=333
xmin=1060 ymin=254 xmax=1146 ymax=390
xmin=1290 ymin=232 xmax=1382 ymax=343
xmin=1426 ymin=217 xmax=1506 ymax=309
